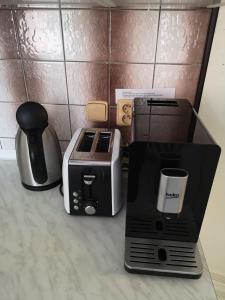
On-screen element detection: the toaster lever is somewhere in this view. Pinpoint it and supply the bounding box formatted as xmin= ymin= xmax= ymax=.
xmin=83 ymin=174 xmax=96 ymax=185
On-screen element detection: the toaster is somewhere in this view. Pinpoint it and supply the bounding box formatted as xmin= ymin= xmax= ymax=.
xmin=63 ymin=128 xmax=122 ymax=216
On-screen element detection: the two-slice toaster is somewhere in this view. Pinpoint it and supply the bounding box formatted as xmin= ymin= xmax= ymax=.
xmin=63 ymin=128 xmax=122 ymax=216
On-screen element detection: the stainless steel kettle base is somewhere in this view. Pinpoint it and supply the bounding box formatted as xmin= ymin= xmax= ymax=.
xmin=125 ymin=237 xmax=202 ymax=279
xmin=22 ymin=179 xmax=62 ymax=191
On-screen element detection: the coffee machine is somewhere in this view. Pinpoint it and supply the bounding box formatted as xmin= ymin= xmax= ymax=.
xmin=124 ymin=98 xmax=221 ymax=278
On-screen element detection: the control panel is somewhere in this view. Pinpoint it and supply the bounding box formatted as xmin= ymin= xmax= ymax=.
xmin=68 ymin=165 xmax=112 ymax=216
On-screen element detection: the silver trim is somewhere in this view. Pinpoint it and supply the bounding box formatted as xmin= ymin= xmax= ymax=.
xmin=16 ymin=125 xmax=62 ymax=187
xmin=125 ymin=237 xmax=203 ymax=278
xmin=63 ymin=128 xmax=82 ymax=214
xmin=157 ymin=168 xmax=189 ymax=214
xmin=111 ymin=129 xmax=122 ymax=216
xmin=69 ymin=160 xmax=110 ymax=166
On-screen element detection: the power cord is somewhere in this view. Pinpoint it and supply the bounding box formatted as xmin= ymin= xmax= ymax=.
xmin=59 ymin=183 xmax=64 ymax=196
xmin=122 ymin=146 xmax=129 ymax=172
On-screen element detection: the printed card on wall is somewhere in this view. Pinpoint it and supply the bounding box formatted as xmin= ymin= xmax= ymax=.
xmin=115 ymin=88 xmax=175 ymax=103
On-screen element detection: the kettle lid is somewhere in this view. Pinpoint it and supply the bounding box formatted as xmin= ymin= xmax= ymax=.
xmin=16 ymin=102 xmax=48 ymax=130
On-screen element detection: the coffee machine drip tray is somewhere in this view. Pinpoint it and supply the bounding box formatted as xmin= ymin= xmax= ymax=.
xmin=125 ymin=237 xmax=202 ymax=279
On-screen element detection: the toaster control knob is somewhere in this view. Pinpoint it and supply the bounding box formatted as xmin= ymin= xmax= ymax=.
xmin=85 ymin=205 xmax=96 ymax=215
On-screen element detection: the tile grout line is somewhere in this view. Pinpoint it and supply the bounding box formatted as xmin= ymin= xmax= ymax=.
xmin=152 ymin=4 xmax=162 ymax=89
xmin=108 ymin=8 xmax=112 ymax=126
xmin=0 ymin=101 xmax=90 ymax=106
xmin=12 ymin=9 xmax=29 ymax=103
xmin=0 ymin=57 xmax=203 ymax=66
xmin=59 ymin=6 xmax=73 ymax=138
xmin=0 ymin=136 xmax=70 ymax=142
xmin=0 ymin=6 xmax=211 ymax=12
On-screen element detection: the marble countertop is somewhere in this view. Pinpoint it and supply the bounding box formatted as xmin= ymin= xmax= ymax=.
xmin=0 ymin=160 xmax=217 ymax=300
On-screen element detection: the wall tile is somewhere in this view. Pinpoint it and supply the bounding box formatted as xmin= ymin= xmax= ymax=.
xmin=70 ymin=105 xmax=108 ymax=135
xmin=59 ymin=140 xmax=70 ymax=153
xmin=0 ymin=11 xmax=19 ymax=59
xmin=156 ymin=10 xmax=211 ymax=64
xmin=0 ymin=138 xmax=15 ymax=150
xmin=24 ymin=61 xmax=67 ymax=104
xmin=111 ymin=10 xmax=159 ymax=63
xmin=110 ymin=63 xmax=154 ymax=105
xmin=42 ymin=104 xmax=71 ymax=140
xmin=62 ymin=10 xmax=108 ymax=61
xmin=109 ymin=106 xmax=117 ymax=128
xmin=0 ymin=102 xmax=21 ymax=137
xmin=16 ymin=10 xmax=63 ymax=60
xmin=0 ymin=60 xmax=27 ymax=102
xmin=0 ymin=102 xmax=71 ymax=140
xmin=67 ymin=62 xmax=108 ymax=105
xmin=109 ymin=106 xmax=116 ymax=128
xmin=0 ymin=7 xmax=210 ymax=153
xmin=119 ymin=126 xmax=132 ymax=147
xmin=154 ymin=64 xmax=201 ymax=105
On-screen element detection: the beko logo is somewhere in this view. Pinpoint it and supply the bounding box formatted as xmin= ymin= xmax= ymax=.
xmin=165 ymin=193 xmax=179 ymax=199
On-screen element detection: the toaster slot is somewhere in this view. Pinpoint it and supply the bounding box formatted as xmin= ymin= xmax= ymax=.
xmin=147 ymin=100 xmax=178 ymax=107
xmin=96 ymin=132 xmax=111 ymax=153
xmin=77 ymin=131 xmax=95 ymax=152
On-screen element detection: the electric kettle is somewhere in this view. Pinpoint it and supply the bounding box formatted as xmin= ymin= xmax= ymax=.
xmin=15 ymin=102 xmax=62 ymax=191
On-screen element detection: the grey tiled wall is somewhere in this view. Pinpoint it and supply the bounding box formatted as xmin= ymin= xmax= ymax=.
xmin=0 ymin=8 xmax=211 ymax=150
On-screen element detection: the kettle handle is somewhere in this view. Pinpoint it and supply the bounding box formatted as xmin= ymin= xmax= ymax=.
xmin=27 ymin=130 xmax=48 ymax=184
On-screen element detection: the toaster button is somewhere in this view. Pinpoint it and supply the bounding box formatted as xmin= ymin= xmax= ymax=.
xmin=73 ymin=192 xmax=78 ymax=197
xmin=73 ymin=199 xmax=79 ymax=204
xmin=85 ymin=205 xmax=96 ymax=215
xmin=74 ymin=205 xmax=79 ymax=211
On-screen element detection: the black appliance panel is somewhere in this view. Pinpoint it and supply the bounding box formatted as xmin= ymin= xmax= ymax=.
xmin=126 ymin=142 xmax=220 ymax=242
xmin=132 ymin=99 xmax=215 ymax=145
xmin=69 ymin=165 xmax=112 ymax=216
xmin=126 ymin=99 xmax=221 ymax=243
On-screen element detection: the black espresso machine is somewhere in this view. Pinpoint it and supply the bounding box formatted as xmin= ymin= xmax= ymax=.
xmin=124 ymin=98 xmax=221 ymax=279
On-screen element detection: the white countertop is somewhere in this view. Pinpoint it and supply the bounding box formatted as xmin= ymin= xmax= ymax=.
xmin=0 ymin=160 xmax=217 ymax=300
